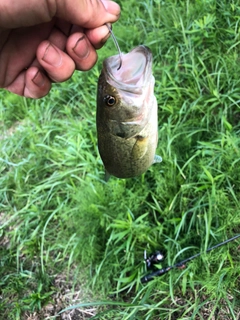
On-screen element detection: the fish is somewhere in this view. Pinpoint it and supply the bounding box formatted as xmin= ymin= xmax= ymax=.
xmin=96 ymin=45 xmax=162 ymax=179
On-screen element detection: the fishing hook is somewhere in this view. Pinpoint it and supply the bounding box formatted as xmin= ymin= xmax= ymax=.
xmin=105 ymin=23 xmax=122 ymax=70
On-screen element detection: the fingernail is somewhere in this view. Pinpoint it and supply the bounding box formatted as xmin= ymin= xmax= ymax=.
xmin=32 ymin=70 xmax=45 ymax=87
xmin=101 ymin=0 xmax=121 ymax=16
xmin=42 ymin=43 xmax=62 ymax=67
xmin=73 ymin=36 xmax=89 ymax=59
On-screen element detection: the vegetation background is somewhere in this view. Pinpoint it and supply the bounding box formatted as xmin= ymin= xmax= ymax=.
xmin=1 ymin=0 xmax=240 ymax=319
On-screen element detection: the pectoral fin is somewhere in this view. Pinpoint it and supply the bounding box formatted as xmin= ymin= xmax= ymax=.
xmin=131 ymin=135 xmax=149 ymax=160
xmin=153 ymin=155 xmax=162 ymax=163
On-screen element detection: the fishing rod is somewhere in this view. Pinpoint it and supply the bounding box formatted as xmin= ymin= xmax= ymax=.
xmin=141 ymin=234 xmax=240 ymax=283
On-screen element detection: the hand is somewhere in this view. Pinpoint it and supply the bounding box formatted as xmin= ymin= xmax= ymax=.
xmin=0 ymin=0 xmax=120 ymax=98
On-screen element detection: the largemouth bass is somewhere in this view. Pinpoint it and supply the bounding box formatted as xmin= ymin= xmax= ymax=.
xmin=96 ymin=45 xmax=162 ymax=179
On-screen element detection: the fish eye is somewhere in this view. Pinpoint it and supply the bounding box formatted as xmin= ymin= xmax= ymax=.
xmin=104 ymin=95 xmax=116 ymax=107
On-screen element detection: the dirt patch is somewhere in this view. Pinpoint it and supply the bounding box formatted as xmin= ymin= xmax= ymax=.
xmin=0 ymin=212 xmax=97 ymax=320
xmin=0 ymin=121 xmax=25 ymax=140
xmin=23 ymin=271 xmax=97 ymax=320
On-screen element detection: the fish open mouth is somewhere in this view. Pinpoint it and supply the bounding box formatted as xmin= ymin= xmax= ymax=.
xmin=105 ymin=45 xmax=152 ymax=88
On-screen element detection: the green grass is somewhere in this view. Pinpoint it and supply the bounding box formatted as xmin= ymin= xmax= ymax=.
xmin=1 ymin=0 xmax=240 ymax=319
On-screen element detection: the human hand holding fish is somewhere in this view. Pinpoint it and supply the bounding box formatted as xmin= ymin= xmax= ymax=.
xmin=0 ymin=0 xmax=161 ymax=179
xmin=0 ymin=0 xmax=120 ymax=98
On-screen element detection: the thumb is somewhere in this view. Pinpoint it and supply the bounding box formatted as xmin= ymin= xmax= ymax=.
xmin=0 ymin=0 xmax=120 ymax=29
xmin=57 ymin=0 xmax=121 ymax=28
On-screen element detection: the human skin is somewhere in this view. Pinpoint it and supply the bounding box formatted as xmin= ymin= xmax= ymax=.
xmin=0 ymin=0 xmax=121 ymax=98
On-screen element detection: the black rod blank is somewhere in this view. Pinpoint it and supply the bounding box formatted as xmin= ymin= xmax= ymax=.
xmin=141 ymin=234 xmax=240 ymax=283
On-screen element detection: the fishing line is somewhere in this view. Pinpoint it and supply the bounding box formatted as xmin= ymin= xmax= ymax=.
xmin=105 ymin=23 xmax=122 ymax=70
xmin=141 ymin=233 xmax=240 ymax=283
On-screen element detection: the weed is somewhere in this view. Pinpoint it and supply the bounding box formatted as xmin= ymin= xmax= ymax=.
xmin=1 ymin=0 xmax=240 ymax=319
